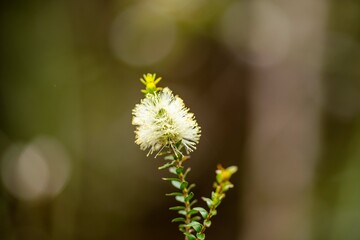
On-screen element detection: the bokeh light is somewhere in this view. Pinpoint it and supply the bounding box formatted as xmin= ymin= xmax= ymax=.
xmin=1 ymin=137 xmax=71 ymax=201
xmin=148 ymin=0 xmax=205 ymax=17
xmin=220 ymin=1 xmax=291 ymax=66
xmin=110 ymin=3 xmax=177 ymax=66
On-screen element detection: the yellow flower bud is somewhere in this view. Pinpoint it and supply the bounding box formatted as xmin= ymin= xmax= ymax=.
xmin=140 ymin=73 xmax=162 ymax=94
xmin=216 ymin=165 xmax=238 ymax=183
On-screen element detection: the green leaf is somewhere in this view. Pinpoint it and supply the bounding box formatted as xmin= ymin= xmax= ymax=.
xmin=164 ymin=155 xmax=175 ymax=161
xmin=169 ymin=167 xmax=177 ymax=175
xmin=178 ymin=210 xmax=187 ymax=216
xmin=166 ymin=192 xmax=182 ymax=197
xmin=209 ymin=209 xmax=217 ymax=216
xmin=186 ymin=221 xmax=202 ymax=233
xmin=196 ymin=233 xmax=205 ymax=240
xmin=204 ymin=220 xmax=211 ymax=227
xmin=169 ymin=206 xmax=185 ymax=211
xmin=216 ymin=172 xmax=222 ymax=184
xmin=184 ymin=232 xmax=196 ymax=240
xmin=193 ymin=207 xmax=208 ymax=219
xmin=185 ymin=192 xmax=194 ymax=202
xmin=180 ymin=181 xmax=189 ymax=190
xmin=191 ymin=216 xmax=201 ymax=221
xmin=190 ymin=199 xmax=198 ymax=207
xmin=172 ymin=217 xmax=185 ymax=223
xmin=179 ymin=224 xmax=186 ymax=232
xmin=214 ymin=198 xmax=222 ymax=208
xmin=158 ymin=161 xmax=175 ymax=170
xmin=227 ymin=166 xmax=238 ymax=174
xmin=219 ymin=193 xmax=225 ymax=200
xmin=162 ymin=177 xmax=180 ymax=182
xmin=176 ymin=166 xmax=184 ymax=174
xmin=188 ymin=183 xmax=196 ymax=191
xmin=202 ymin=197 xmax=213 ymax=208
xmin=223 ymin=182 xmax=234 ymax=191
xmin=188 ymin=209 xmax=199 ymax=216
xmin=172 ymin=180 xmax=181 ymax=189
xmin=175 ymin=196 xmax=185 ymax=203
xmin=183 ymin=168 xmax=191 ymax=179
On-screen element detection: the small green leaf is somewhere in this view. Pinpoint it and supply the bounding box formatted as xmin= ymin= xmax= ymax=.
xmin=172 ymin=180 xmax=181 ymax=189
xmin=183 ymin=168 xmax=191 ymax=179
xmin=209 ymin=209 xmax=217 ymax=216
xmin=158 ymin=161 xmax=175 ymax=170
xmin=178 ymin=210 xmax=186 ymax=216
xmin=188 ymin=209 xmax=199 ymax=216
xmin=186 ymin=221 xmax=202 ymax=232
xmin=164 ymin=155 xmax=175 ymax=161
xmin=202 ymin=197 xmax=213 ymax=208
xmin=172 ymin=217 xmax=185 ymax=223
xmin=227 ymin=166 xmax=238 ymax=174
xmin=180 ymin=181 xmax=189 ymax=190
xmin=162 ymin=177 xmax=180 ymax=182
xmin=193 ymin=207 xmax=208 ymax=219
xmin=169 ymin=206 xmax=185 ymax=211
xmin=211 ymin=191 xmax=216 ymax=199
xmin=190 ymin=199 xmax=198 ymax=207
xmin=184 ymin=232 xmax=196 ymax=240
xmin=175 ymin=195 xmax=185 ymax=203
xmin=196 ymin=233 xmax=205 ymax=240
xmin=188 ymin=183 xmax=196 ymax=191
xmin=214 ymin=198 xmax=222 ymax=208
xmin=219 ymin=193 xmax=225 ymax=200
xmin=185 ymin=192 xmax=194 ymax=202
xmin=179 ymin=224 xmax=186 ymax=232
xmin=191 ymin=216 xmax=201 ymax=221
xmin=204 ymin=220 xmax=211 ymax=227
xmin=169 ymin=167 xmax=177 ymax=175
xmin=223 ymin=182 xmax=234 ymax=191
xmin=216 ymin=172 xmax=222 ymax=184
xmin=166 ymin=192 xmax=182 ymax=197
xmin=176 ymin=167 xmax=184 ymax=174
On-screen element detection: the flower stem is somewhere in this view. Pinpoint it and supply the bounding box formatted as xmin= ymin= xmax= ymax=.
xmin=172 ymin=151 xmax=194 ymax=240
xmin=196 ymin=183 xmax=224 ymax=240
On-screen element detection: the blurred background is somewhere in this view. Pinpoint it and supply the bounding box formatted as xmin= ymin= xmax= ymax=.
xmin=1 ymin=0 xmax=360 ymax=240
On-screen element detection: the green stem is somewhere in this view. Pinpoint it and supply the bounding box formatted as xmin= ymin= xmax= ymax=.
xmin=173 ymin=152 xmax=193 ymax=240
xmin=196 ymin=183 xmax=224 ymax=240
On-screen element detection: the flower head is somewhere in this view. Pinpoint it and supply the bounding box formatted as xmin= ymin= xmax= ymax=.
xmin=132 ymin=87 xmax=201 ymax=156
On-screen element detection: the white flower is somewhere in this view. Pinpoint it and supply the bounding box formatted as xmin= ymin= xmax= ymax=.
xmin=132 ymin=87 xmax=201 ymax=156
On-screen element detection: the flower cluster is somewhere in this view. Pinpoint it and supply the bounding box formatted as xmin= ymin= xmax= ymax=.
xmin=132 ymin=83 xmax=201 ymax=156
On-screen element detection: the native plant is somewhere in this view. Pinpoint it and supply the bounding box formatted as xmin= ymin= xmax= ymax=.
xmin=132 ymin=73 xmax=237 ymax=240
